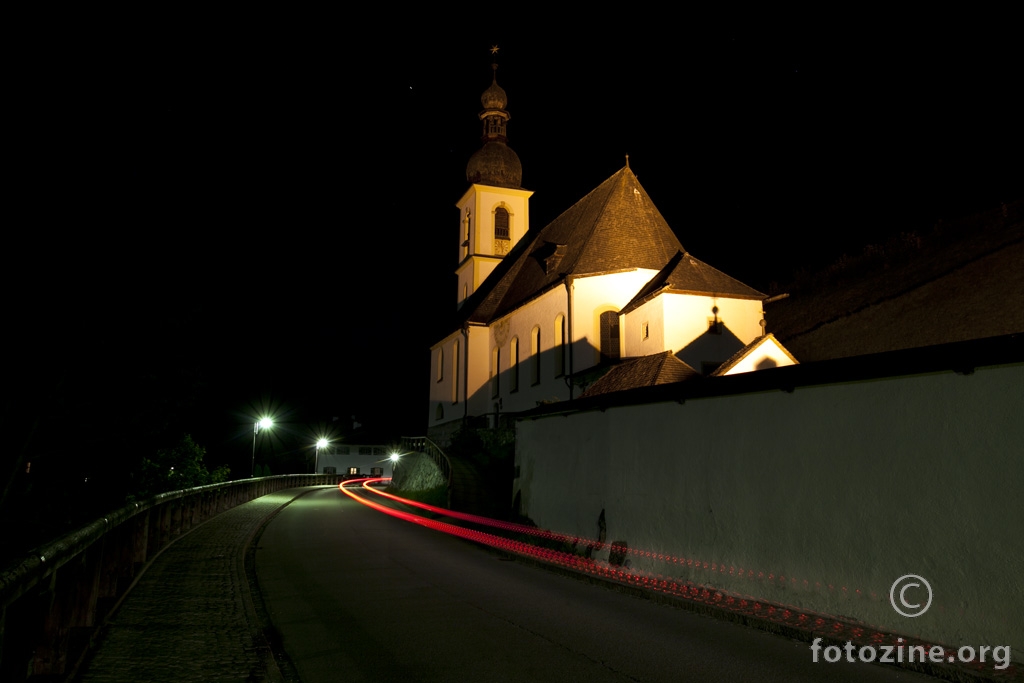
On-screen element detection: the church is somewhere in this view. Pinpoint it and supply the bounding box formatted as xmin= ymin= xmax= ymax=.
xmin=428 ymin=63 xmax=796 ymax=440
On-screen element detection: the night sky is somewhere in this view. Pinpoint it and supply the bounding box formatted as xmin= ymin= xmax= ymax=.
xmin=7 ymin=17 xmax=1021 ymax=505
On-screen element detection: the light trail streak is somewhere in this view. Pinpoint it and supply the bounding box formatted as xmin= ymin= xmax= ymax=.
xmin=335 ymin=479 xmax=996 ymax=677
xmin=358 ymin=479 xmax=875 ymax=606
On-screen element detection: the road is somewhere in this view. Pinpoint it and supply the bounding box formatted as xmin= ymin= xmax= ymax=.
xmin=254 ymin=486 xmax=933 ymax=682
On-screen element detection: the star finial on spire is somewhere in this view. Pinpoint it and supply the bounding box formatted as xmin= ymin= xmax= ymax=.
xmin=490 ymin=45 xmax=500 ymax=55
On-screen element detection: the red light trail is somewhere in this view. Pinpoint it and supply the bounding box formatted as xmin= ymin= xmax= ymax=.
xmin=337 ymin=479 xmax=1011 ymax=679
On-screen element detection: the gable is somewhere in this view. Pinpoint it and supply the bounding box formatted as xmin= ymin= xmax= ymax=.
xmin=711 ymin=334 xmax=799 ymax=376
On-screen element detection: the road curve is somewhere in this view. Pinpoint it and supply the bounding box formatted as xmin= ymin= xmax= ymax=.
xmin=254 ymin=486 xmax=933 ymax=683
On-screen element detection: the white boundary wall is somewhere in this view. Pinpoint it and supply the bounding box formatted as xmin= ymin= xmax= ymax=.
xmin=515 ymin=362 xmax=1024 ymax=652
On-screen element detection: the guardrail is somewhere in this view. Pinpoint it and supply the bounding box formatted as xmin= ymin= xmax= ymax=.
xmin=0 ymin=473 xmax=343 ymax=681
xmin=400 ymin=435 xmax=452 ymax=486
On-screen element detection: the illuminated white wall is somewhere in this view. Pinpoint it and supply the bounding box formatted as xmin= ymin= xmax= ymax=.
xmin=485 ymin=286 xmax=572 ymax=415
xmin=515 ymin=363 xmax=1024 ymax=653
xmin=316 ymin=447 xmax=393 ymax=478
xmin=623 ymin=294 xmax=764 ymax=370
xmin=571 ymin=270 xmax=660 ymax=368
xmin=428 ymin=330 xmax=462 ymax=427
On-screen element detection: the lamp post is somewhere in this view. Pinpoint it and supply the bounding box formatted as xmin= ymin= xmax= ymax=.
xmin=251 ymin=417 xmax=273 ymax=477
xmin=314 ymin=438 xmax=328 ymax=474
xmin=389 ymin=452 xmax=402 ymax=485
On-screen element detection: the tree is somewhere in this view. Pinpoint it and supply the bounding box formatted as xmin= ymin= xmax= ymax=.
xmin=132 ymin=434 xmax=229 ymax=500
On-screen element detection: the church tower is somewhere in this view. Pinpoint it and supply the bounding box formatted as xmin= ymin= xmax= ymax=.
xmin=455 ymin=59 xmax=533 ymax=309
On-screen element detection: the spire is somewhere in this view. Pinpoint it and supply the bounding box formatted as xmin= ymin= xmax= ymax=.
xmin=466 ymin=49 xmax=523 ymax=189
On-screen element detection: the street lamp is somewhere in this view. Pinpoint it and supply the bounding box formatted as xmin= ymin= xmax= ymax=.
xmin=251 ymin=417 xmax=273 ymax=477
xmin=314 ymin=438 xmax=328 ymax=474
xmin=389 ymin=452 xmax=402 ymax=484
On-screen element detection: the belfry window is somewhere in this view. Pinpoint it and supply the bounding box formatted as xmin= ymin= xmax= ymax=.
xmin=494 ymin=208 xmax=510 ymax=240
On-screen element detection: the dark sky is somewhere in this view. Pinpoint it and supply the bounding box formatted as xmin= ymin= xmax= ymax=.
xmin=10 ymin=16 xmax=1021 ymax=476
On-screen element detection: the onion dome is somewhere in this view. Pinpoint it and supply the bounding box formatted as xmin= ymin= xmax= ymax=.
xmin=481 ymin=74 xmax=507 ymax=110
xmin=467 ymin=142 xmax=523 ymax=188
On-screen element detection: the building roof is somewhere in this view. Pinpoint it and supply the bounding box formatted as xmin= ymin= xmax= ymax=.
xmin=459 ymin=166 xmax=711 ymax=325
xmin=767 ymin=203 xmax=1024 ymax=361
xmin=580 ymin=351 xmax=700 ymax=398
xmin=622 ymin=250 xmax=765 ymax=315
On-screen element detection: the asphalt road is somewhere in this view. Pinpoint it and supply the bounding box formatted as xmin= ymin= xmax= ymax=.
xmin=255 ymin=486 xmax=934 ymax=683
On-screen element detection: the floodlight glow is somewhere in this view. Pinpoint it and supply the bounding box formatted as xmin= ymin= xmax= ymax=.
xmin=389 ymin=453 xmax=401 ymax=463
xmin=251 ymin=416 xmax=275 ymax=477
xmin=316 ymin=438 xmax=328 ymax=449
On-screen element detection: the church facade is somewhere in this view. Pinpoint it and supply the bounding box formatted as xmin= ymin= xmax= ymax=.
xmin=428 ymin=64 xmax=795 ymax=439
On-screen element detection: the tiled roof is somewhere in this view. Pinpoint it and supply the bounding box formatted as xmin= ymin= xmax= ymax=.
xmin=580 ymin=351 xmax=700 ymax=398
xmin=459 ymin=166 xmax=686 ymax=324
xmin=622 ymin=251 xmax=765 ymax=315
xmin=767 ymin=216 xmax=1024 ymax=361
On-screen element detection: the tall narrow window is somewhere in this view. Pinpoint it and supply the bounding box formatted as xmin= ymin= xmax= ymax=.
xmin=436 ymin=348 xmax=443 ymax=382
xmin=530 ymin=327 xmax=541 ymax=385
xmin=452 ymin=340 xmax=460 ymax=404
xmin=600 ymin=311 xmax=620 ymax=360
xmin=554 ymin=314 xmax=565 ymax=377
xmin=494 ymin=207 xmax=510 ymax=240
xmin=510 ymin=337 xmax=519 ymax=392
xmin=491 ymin=347 xmax=500 ymax=398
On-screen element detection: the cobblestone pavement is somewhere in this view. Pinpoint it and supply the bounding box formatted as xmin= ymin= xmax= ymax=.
xmin=77 ymin=488 xmax=316 ymax=683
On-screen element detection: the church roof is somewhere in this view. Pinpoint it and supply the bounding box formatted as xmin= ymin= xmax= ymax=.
xmin=580 ymin=351 xmax=700 ymax=398
xmin=622 ymin=250 xmax=765 ymax=314
xmin=460 ymin=165 xmax=690 ymax=324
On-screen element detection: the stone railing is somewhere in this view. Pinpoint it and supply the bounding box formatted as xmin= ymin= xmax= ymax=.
xmin=0 ymin=474 xmax=343 ymax=681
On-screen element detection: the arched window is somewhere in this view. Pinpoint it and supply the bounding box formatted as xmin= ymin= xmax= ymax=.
xmin=435 ymin=403 xmax=444 ymax=421
xmin=600 ymin=310 xmax=620 ymax=360
xmin=494 ymin=207 xmax=510 ymax=240
xmin=452 ymin=340 xmax=460 ymax=404
xmin=491 ymin=347 xmax=500 ymax=398
xmin=530 ymin=326 xmax=541 ymax=385
xmin=554 ymin=314 xmax=566 ymax=377
xmin=510 ymin=337 xmax=519 ymax=392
